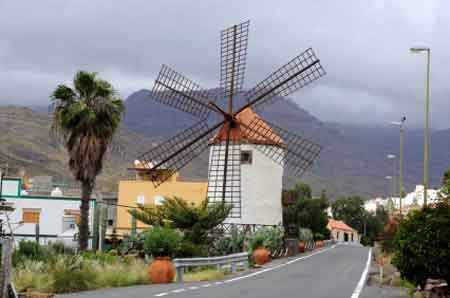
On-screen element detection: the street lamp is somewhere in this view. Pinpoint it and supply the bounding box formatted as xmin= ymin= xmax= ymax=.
xmin=391 ymin=116 xmax=406 ymax=217
xmin=410 ymin=46 xmax=430 ymax=207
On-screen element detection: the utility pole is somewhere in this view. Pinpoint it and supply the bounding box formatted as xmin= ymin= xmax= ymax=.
xmin=391 ymin=117 xmax=406 ymax=217
xmin=399 ymin=117 xmax=406 ymax=217
xmin=410 ymin=46 xmax=431 ymax=206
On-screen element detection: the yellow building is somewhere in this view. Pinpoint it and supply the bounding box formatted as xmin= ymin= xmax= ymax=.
xmin=116 ymin=165 xmax=207 ymax=234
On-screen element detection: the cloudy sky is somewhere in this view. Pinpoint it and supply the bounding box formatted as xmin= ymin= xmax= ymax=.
xmin=0 ymin=0 xmax=448 ymax=128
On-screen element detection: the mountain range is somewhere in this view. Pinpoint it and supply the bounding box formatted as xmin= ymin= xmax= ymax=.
xmin=2 ymin=89 xmax=448 ymax=199
xmin=123 ymin=89 xmax=450 ymax=198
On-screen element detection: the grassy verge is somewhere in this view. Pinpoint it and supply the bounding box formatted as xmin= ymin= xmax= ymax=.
xmin=183 ymin=269 xmax=226 ymax=282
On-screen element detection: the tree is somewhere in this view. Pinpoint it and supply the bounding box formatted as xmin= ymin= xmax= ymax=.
xmin=284 ymin=183 xmax=330 ymax=238
xmin=392 ymin=202 xmax=450 ymax=289
xmin=331 ymin=196 xmax=366 ymax=232
xmin=128 ymin=197 xmax=231 ymax=245
xmin=439 ymin=168 xmax=450 ymax=202
xmin=51 ymin=71 xmax=125 ymax=250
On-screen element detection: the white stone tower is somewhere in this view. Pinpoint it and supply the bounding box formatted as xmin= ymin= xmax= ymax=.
xmin=207 ymin=107 xmax=284 ymax=226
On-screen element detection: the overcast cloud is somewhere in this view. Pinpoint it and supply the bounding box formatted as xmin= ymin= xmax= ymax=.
xmin=0 ymin=0 xmax=449 ymax=128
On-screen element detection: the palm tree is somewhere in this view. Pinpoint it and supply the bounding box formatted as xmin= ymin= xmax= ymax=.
xmin=51 ymin=71 xmax=125 ymax=250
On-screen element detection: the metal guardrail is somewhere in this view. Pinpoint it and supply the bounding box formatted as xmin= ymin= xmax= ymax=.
xmin=173 ymin=252 xmax=249 ymax=282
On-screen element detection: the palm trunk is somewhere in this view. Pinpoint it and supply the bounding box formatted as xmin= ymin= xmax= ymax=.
xmin=79 ymin=181 xmax=93 ymax=251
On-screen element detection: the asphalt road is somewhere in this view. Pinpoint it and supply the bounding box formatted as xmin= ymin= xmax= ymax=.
xmin=64 ymin=244 xmax=371 ymax=298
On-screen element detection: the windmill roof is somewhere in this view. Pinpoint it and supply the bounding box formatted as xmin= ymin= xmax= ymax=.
xmin=209 ymin=107 xmax=284 ymax=146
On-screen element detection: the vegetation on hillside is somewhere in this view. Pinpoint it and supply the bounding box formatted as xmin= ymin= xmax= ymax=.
xmin=51 ymin=71 xmax=125 ymax=250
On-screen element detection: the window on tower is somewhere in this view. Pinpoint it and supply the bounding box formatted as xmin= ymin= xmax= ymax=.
xmin=241 ymin=150 xmax=252 ymax=164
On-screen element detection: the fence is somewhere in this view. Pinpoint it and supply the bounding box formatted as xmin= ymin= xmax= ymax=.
xmin=173 ymin=252 xmax=249 ymax=282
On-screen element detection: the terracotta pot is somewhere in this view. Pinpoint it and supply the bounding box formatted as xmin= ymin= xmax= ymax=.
xmin=298 ymin=241 xmax=305 ymax=253
xmin=253 ymin=246 xmax=269 ymax=265
xmin=315 ymin=240 xmax=323 ymax=248
xmin=149 ymin=256 xmax=175 ymax=284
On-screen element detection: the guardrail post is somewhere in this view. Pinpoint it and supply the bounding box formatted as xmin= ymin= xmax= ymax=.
xmin=216 ymin=263 xmax=221 ymax=272
xmin=231 ymin=262 xmax=237 ymax=273
xmin=176 ymin=266 xmax=183 ymax=283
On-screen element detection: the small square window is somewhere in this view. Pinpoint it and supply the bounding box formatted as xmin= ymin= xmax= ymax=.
xmin=241 ymin=151 xmax=252 ymax=164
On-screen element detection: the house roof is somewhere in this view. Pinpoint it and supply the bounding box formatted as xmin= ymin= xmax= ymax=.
xmin=327 ymin=218 xmax=357 ymax=233
xmin=209 ymin=107 xmax=284 ymax=146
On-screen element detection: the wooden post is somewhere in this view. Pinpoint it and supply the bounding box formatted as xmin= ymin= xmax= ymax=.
xmin=99 ymin=205 xmax=107 ymax=252
xmin=92 ymin=198 xmax=100 ymax=251
xmin=1 ymin=238 xmax=13 ymax=298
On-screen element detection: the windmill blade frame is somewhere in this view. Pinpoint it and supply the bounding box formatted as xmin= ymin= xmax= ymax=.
xmin=238 ymin=117 xmax=322 ymax=177
xmin=152 ymin=64 xmax=217 ymax=119
xmin=236 ymin=48 xmax=325 ymax=115
xmin=138 ymin=120 xmax=224 ymax=187
xmin=207 ymin=139 xmax=242 ymax=218
xmin=220 ymin=20 xmax=250 ymax=104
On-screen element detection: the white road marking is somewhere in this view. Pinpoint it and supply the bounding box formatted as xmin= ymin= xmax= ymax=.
xmin=171 ymin=288 xmax=185 ymax=293
xmin=350 ymin=248 xmax=372 ymax=298
xmin=153 ymin=245 xmax=337 ymax=297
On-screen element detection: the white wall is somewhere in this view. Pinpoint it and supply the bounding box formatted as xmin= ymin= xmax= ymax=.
xmin=208 ymin=143 xmax=284 ymax=225
xmin=0 ymin=196 xmax=94 ymax=247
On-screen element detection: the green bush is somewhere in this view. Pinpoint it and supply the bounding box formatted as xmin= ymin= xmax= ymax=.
xmin=213 ymin=225 xmax=246 ymax=256
xmin=314 ymin=233 xmax=324 ymax=241
xmin=247 ymin=227 xmax=284 ymax=253
xmin=392 ymin=202 xmax=450 ymax=289
xmin=13 ymin=240 xmax=47 ymax=266
xmin=298 ymin=228 xmax=314 ymax=246
xmin=143 ymin=226 xmax=182 ymax=257
xmin=175 ymin=239 xmax=207 ymax=258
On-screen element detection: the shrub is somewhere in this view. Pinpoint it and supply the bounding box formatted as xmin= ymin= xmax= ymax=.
xmin=314 ymin=233 xmax=324 ymax=241
xmin=212 ymin=225 xmax=246 ymax=256
xmin=143 ymin=226 xmax=182 ymax=257
xmin=12 ymin=240 xmax=47 ymax=266
xmin=48 ymin=255 xmax=97 ymax=293
xmin=247 ymin=232 xmax=266 ymax=253
xmin=392 ymin=202 xmax=450 ymax=289
xmin=176 ymin=239 xmax=207 ymax=258
xmin=298 ymin=228 xmax=314 ymax=246
xmin=261 ymin=226 xmax=284 ymax=253
xmin=247 ymin=227 xmax=284 ymax=253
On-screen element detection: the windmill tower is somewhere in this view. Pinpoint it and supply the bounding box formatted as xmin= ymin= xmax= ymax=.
xmin=138 ymin=21 xmax=325 ymax=226
xmin=207 ymin=107 xmax=285 ymax=225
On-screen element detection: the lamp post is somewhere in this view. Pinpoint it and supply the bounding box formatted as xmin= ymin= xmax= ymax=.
xmin=391 ymin=117 xmax=406 ymax=217
xmin=410 ymin=46 xmax=430 ymax=207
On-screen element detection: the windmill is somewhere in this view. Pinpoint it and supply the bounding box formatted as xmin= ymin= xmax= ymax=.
xmin=138 ymin=21 xmax=325 ymax=225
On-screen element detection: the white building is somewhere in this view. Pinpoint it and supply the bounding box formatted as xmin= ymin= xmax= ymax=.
xmin=207 ymin=107 xmax=284 ymax=226
xmin=0 ymin=177 xmax=95 ymax=247
xmin=364 ymin=185 xmax=441 ymax=215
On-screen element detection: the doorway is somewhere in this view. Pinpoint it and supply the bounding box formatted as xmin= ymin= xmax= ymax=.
xmin=344 ymin=233 xmax=349 ymax=242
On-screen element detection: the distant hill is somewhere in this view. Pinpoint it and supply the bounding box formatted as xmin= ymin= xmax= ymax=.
xmin=0 ymin=107 xmax=155 ymax=193
xmin=122 ymin=89 xmax=450 ymax=198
